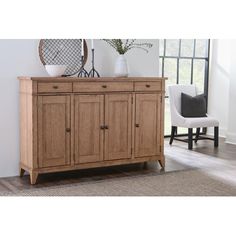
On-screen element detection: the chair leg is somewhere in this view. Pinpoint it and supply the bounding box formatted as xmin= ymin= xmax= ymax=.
xmin=214 ymin=126 xmax=219 ymax=147
xmin=188 ymin=128 xmax=193 ymax=150
xmin=195 ymin=128 xmax=201 ymax=143
xmin=169 ymin=126 xmax=177 ymax=145
xmin=175 ymin=127 xmax=178 ymax=135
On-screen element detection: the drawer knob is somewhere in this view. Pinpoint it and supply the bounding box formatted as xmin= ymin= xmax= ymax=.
xmin=145 ymin=84 xmax=150 ymax=88
xmin=135 ymin=124 xmax=140 ymax=128
xmin=66 ymin=128 xmax=71 ymax=132
xmin=102 ymin=85 xmax=107 ymax=88
xmin=53 ymin=85 xmax=59 ymax=89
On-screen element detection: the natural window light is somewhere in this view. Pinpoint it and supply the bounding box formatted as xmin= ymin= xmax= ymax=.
xmin=159 ymin=39 xmax=210 ymax=136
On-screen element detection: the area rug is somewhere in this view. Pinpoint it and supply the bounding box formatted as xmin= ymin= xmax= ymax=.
xmin=1 ymin=169 xmax=236 ymax=196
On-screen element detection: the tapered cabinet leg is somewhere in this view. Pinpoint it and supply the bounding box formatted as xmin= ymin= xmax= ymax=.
xmin=29 ymin=171 xmax=38 ymax=185
xmin=214 ymin=126 xmax=219 ymax=147
xmin=169 ymin=126 xmax=177 ymax=145
xmin=19 ymin=168 xmax=25 ymax=177
xmin=158 ymin=158 xmax=165 ymax=169
xmin=188 ymin=128 xmax=193 ymax=150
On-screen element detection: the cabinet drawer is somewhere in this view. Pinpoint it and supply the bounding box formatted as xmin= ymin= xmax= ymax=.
xmin=134 ymin=81 xmax=161 ymax=91
xmin=38 ymin=83 xmax=72 ymax=93
xmin=73 ymin=82 xmax=133 ymax=92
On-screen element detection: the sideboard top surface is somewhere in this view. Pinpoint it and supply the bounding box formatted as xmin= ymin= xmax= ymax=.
xmin=18 ymin=76 xmax=167 ymax=82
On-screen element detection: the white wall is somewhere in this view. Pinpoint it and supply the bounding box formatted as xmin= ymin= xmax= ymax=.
xmin=208 ymin=39 xmax=236 ymax=144
xmin=208 ymin=40 xmax=231 ymax=137
xmin=226 ymin=42 xmax=236 ymax=144
xmin=85 ymin=39 xmax=159 ymax=76
xmin=0 ymin=39 xmax=159 ymax=177
xmin=0 ymin=40 xmax=48 ymax=178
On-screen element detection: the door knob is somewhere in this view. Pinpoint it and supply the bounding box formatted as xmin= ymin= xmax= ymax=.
xmin=66 ymin=128 xmax=71 ymax=132
xmin=135 ymin=124 xmax=139 ymax=127
xmin=104 ymin=125 xmax=109 ymax=129
xmin=100 ymin=125 xmax=105 ymax=129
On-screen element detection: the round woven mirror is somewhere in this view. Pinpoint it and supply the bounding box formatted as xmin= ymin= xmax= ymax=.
xmin=38 ymin=39 xmax=88 ymax=76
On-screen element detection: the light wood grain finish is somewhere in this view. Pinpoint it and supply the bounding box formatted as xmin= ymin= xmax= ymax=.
xmin=131 ymin=94 xmax=136 ymax=159
xmin=134 ymin=93 xmax=161 ymax=158
xmin=19 ymin=79 xmax=37 ymax=170
xmin=18 ymin=76 xmax=167 ymax=82
xmin=38 ymin=96 xmax=71 ymax=168
xmin=73 ymin=82 xmax=133 ymax=92
xmin=38 ymin=82 xmax=72 ymax=93
xmin=74 ymin=95 xmax=104 ymax=164
xmin=134 ymin=81 xmax=162 ymax=91
xmin=104 ymin=94 xmax=132 ymax=161
xmin=18 ymin=77 xmax=166 ymax=184
xmin=20 ymin=88 xmax=33 ymax=168
xmin=70 ymin=94 xmax=75 ymax=166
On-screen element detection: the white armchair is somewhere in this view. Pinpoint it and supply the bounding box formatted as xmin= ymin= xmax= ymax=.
xmin=168 ymin=84 xmax=219 ymax=150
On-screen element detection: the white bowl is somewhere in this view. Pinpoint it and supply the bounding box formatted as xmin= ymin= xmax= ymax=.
xmin=45 ymin=65 xmax=67 ymax=77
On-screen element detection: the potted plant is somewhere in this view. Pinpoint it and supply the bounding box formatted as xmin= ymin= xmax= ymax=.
xmin=103 ymin=39 xmax=153 ymax=77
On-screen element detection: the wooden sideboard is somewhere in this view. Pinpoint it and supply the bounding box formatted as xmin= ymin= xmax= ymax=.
xmin=18 ymin=77 xmax=167 ymax=184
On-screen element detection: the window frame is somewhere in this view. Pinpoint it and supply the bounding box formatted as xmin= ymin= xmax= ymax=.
xmin=160 ymin=39 xmax=210 ymax=137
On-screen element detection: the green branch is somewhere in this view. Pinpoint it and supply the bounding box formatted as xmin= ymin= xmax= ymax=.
xmin=102 ymin=39 xmax=153 ymax=55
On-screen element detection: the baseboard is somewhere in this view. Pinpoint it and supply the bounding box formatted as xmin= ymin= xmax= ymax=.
xmin=226 ymin=132 xmax=236 ymax=145
xmin=208 ymin=128 xmax=236 ymax=145
xmin=207 ymin=127 xmax=227 ymax=138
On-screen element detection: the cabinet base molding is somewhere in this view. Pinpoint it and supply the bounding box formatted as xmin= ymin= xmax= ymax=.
xmin=20 ymin=156 xmax=165 ymax=184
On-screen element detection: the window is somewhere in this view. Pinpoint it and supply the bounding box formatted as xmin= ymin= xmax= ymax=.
xmin=159 ymin=39 xmax=210 ymax=136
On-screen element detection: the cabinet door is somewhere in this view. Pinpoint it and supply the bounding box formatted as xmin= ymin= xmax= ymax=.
xmin=74 ymin=95 xmax=104 ymax=164
xmin=104 ymin=94 xmax=132 ymax=160
xmin=134 ymin=93 xmax=161 ymax=157
xmin=38 ymin=96 xmax=71 ymax=168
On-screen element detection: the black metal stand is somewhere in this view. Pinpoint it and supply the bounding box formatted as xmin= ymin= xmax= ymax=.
xmin=88 ymin=49 xmax=100 ymax=78
xmin=78 ymin=56 xmax=89 ymax=77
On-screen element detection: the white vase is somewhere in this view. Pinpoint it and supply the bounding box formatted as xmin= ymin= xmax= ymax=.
xmin=114 ymin=55 xmax=128 ymax=77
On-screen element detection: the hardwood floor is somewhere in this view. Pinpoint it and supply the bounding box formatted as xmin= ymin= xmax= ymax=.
xmin=0 ymin=137 xmax=235 ymax=194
